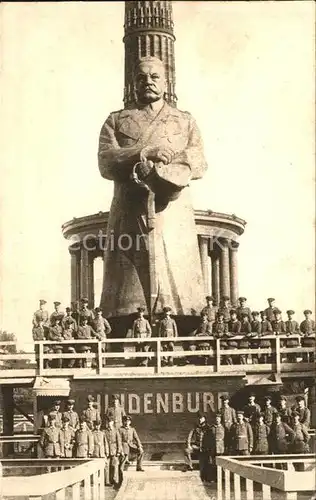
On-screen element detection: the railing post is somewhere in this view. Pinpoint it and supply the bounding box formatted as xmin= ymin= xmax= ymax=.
xmin=55 ymin=488 xmax=66 ymax=500
xmin=224 ymin=469 xmax=230 ymax=500
xmin=156 ymin=338 xmax=161 ymax=374
xmin=217 ymin=465 xmax=222 ymax=500
xmin=245 ymin=478 xmax=253 ymax=500
xmin=97 ymin=342 xmax=102 ymax=375
xmin=84 ymin=474 xmax=92 ymax=500
xmin=99 ymin=465 xmax=105 ymax=500
xmin=71 ymin=481 xmax=80 ymax=498
xmin=275 ymin=337 xmax=281 ymax=374
xmin=262 ymin=483 xmax=271 ymax=500
xmin=234 ymin=473 xmax=241 ymax=500
xmin=216 ymin=338 xmax=221 ymax=372
xmin=39 ymin=342 xmax=43 ymax=375
xmin=92 ymin=471 xmax=98 ymax=499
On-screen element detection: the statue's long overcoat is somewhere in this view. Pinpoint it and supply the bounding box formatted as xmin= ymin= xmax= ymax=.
xmin=98 ymin=101 xmax=208 ymax=317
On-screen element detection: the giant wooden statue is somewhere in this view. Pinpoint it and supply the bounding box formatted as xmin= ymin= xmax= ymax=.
xmin=98 ymin=56 xmax=207 ymax=318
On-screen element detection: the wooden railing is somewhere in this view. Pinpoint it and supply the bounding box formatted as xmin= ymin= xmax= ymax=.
xmin=216 ymin=454 xmax=316 ymax=500
xmin=1 ymin=458 xmax=107 ymax=499
xmin=0 ymin=335 xmax=314 ymax=377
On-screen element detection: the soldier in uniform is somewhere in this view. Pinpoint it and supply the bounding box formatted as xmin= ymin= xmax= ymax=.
xmin=79 ymin=297 xmax=95 ymax=324
xmin=92 ymin=419 xmax=109 ymax=458
xmin=50 ymin=301 xmax=65 ymax=325
xmin=217 ymin=296 xmax=231 ymax=324
xmin=32 ymin=299 xmax=49 ymax=327
xmin=236 ymin=297 xmax=252 ymax=322
xmin=276 ymin=396 xmax=292 ymax=425
xmin=132 ymin=307 xmax=152 ymax=367
xmin=258 ymin=311 xmax=273 ymax=363
xmin=209 ymin=413 xmax=225 ymax=479
xmin=212 ymin=312 xmax=228 ymax=365
xmin=250 ymin=311 xmax=261 ymax=364
xmin=158 ymin=306 xmax=178 ymax=366
xmin=300 ymin=310 xmax=315 ymax=362
xmin=77 ymin=316 xmax=98 ymax=368
xmin=269 ymin=413 xmax=294 ymax=462
xmin=48 ymin=316 xmax=64 ymax=369
xmin=81 ymin=395 xmax=101 ymax=430
xmin=261 ymin=395 xmax=278 ymax=428
xmin=105 ymin=394 xmax=126 ymax=429
xmin=291 ymin=411 xmax=310 ymax=470
xmin=226 ymin=309 xmax=241 ymax=365
xmin=39 ymin=412 xmax=62 ymax=458
xmin=49 ymin=400 xmax=63 ymax=429
xmin=291 ymin=395 xmax=311 ymax=428
xmin=104 ymin=415 xmax=123 ymax=489
xmin=184 ymin=413 xmax=212 ymax=481
xmin=74 ymin=419 xmax=94 ymax=458
xmin=92 ymin=307 xmax=111 ymax=341
xmin=272 ymin=309 xmax=286 ymax=335
xmin=119 ymin=415 xmax=144 ymax=472
xmin=200 ymin=296 xmax=218 ymax=328
xmin=193 ymin=312 xmax=213 ymax=365
xmin=62 ymin=307 xmax=78 ymax=333
xmin=253 ymin=413 xmax=270 ymax=455
xmin=59 ymin=415 xmax=75 ymax=458
xmin=264 ymin=298 xmax=277 ymax=323
xmin=230 ymin=410 xmax=253 ymax=455
xmin=62 ymin=399 xmax=79 ymax=430
xmin=239 ymin=313 xmax=252 ymax=364
xmin=243 ymin=393 xmax=261 ymax=429
xmin=284 ymin=310 xmax=300 ymax=362
xmin=32 ymin=319 xmax=50 ymax=368
xmin=71 ymin=300 xmax=81 ymax=325
xmin=218 ymin=395 xmax=236 ymax=453
xmin=61 ymin=320 xmax=76 ymax=368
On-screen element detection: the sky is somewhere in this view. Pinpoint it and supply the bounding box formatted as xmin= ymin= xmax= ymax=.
xmin=0 ymin=1 xmax=315 ymax=345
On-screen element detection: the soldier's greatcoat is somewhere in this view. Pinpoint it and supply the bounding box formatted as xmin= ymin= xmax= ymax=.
xmin=269 ymin=422 xmax=294 ymax=453
xmin=262 ymin=406 xmax=278 ymax=427
xmin=81 ymin=407 xmax=101 ymax=430
xmin=92 ymin=430 xmax=109 ymax=458
xmin=253 ymin=422 xmax=270 ymax=454
xmin=209 ymin=424 xmax=225 ymax=456
xmin=98 ymin=101 xmax=207 ymax=316
xmin=74 ymin=429 xmax=94 ymax=458
xmin=40 ymin=426 xmax=62 ymax=458
xmin=230 ymin=422 xmax=253 ymax=454
xmin=62 ymin=410 xmax=79 ymax=430
xmin=219 ymin=406 xmax=237 ymax=431
xmin=106 ymin=405 xmax=126 ymax=428
xmin=59 ymin=427 xmax=75 ymax=458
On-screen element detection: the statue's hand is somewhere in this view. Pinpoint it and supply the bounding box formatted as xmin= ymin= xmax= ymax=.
xmin=141 ymin=146 xmax=176 ymax=165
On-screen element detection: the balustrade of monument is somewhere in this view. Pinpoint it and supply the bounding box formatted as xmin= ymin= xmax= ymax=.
xmin=0 ymin=336 xmax=314 ymax=378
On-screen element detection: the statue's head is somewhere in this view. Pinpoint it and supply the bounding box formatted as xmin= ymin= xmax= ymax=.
xmin=133 ymin=57 xmax=166 ymax=104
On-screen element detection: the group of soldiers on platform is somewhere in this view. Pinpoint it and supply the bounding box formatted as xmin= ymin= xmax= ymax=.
xmin=185 ymin=393 xmax=311 ymax=481
xmin=32 ymin=296 xmax=315 ymax=368
xmin=38 ymin=394 xmax=144 ymax=489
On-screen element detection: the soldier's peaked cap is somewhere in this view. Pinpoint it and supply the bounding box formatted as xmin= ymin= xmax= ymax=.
xmin=95 ymin=307 xmax=102 ymax=313
xmin=206 ymin=296 xmax=214 ymax=301
xmin=222 ymin=295 xmax=230 ymax=301
xmin=267 ymin=298 xmax=275 ymax=302
xmin=87 ymin=395 xmax=95 ymax=402
xmin=123 ymin=415 xmax=132 ymax=421
xmin=220 ymin=394 xmax=229 ymax=401
xmin=286 ymin=310 xmax=295 ymax=315
xmin=273 ymin=308 xmax=282 ymax=314
xmin=230 ymin=309 xmax=237 ymax=315
xmin=304 ymin=309 xmax=312 ymax=314
xmin=201 ymin=311 xmax=208 ymax=317
xmin=248 ymin=392 xmax=255 ymax=397
xmin=239 ymin=297 xmax=247 ymax=301
xmin=94 ymin=419 xmax=101 ymax=425
xmin=137 ymin=306 xmax=146 ymax=312
xmin=67 ymin=399 xmax=75 ymax=405
xmin=112 ymin=394 xmax=120 ymax=400
xmin=295 ymin=395 xmax=304 ymax=402
xmin=163 ymin=306 xmax=172 ymax=312
xmin=264 ymin=395 xmax=272 ymax=401
xmin=65 ymin=307 xmax=71 ymax=312
xmin=236 ymin=410 xmax=244 ymax=415
xmin=81 ymin=297 xmax=89 ymax=303
xmin=279 ymin=395 xmax=286 ymax=401
xmin=252 ymin=311 xmax=259 ymax=315
xmin=39 ymin=299 xmax=47 ymax=305
xmin=54 ymin=301 xmax=61 ymax=306
xmin=53 ymin=400 xmax=61 ymax=405
xmin=215 ymin=412 xmax=222 ymax=418
xmin=241 ymin=312 xmax=249 ymax=318
xmin=48 ymin=412 xmax=57 ymax=420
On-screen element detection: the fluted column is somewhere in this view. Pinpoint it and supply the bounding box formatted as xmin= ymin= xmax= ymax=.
xmin=211 ymin=247 xmax=220 ymax=305
xmin=70 ymin=248 xmax=80 ymax=303
xmin=230 ymin=242 xmax=239 ymax=307
xmin=80 ymin=245 xmax=89 ymax=301
xmin=88 ymin=253 xmax=95 ymax=309
xmin=219 ymin=238 xmax=230 ymax=298
xmin=198 ymin=235 xmax=211 ymax=295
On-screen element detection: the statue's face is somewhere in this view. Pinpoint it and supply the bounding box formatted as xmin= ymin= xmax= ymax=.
xmin=135 ymin=61 xmax=166 ymax=103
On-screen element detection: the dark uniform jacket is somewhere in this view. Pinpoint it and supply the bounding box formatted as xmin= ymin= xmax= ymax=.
xmin=81 ymin=407 xmax=101 ymax=429
xmin=271 ymin=320 xmax=286 ymax=334
xmin=291 ymin=406 xmax=311 ymax=428
xmin=33 ymin=309 xmax=49 ymax=327
xmin=264 ymin=307 xmax=276 ymax=323
xmin=92 ymin=430 xmax=110 ymax=458
xmin=300 ymin=319 xmax=315 ymax=335
xmin=253 ymin=422 xmax=270 ymax=454
xmin=74 ymin=429 xmax=94 ymax=458
xmin=77 ymin=325 xmax=98 ymax=339
xmin=104 ymin=427 xmax=123 ymax=456
xmin=158 ymin=317 xmax=178 ymax=337
xmin=243 ymin=403 xmax=261 ymax=426
xmin=217 ymin=306 xmax=230 ymax=323
xmin=269 ymin=422 xmax=294 ymax=453
xmin=236 ymin=306 xmax=252 ymax=322
xmin=212 ymin=321 xmax=228 ymax=337
xmin=59 ymin=426 xmax=75 ymax=457
xmin=48 ymin=325 xmax=63 ymax=342
xmin=228 ymin=320 xmax=241 ymax=335
xmin=62 ymin=315 xmax=78 ymax=332
xmin=209 ymin=424 xmax=225 ymax=455
xmin=32 ymin=325 xmax=47 ymax=341
xmin=277 ymin=406 xmax=292 ymax=425
xmin=251 ymin=320 xmax=262 ymax=335
xmin=200 ymin=306 xmax=218 ymax=323
xmin=105 ymin=405 xmax=126 ymax=428
xmin=92 ymin=317 xmax=112 ymax=339
xmin=231 ymin=422 xmax=253 ymax=452
xmin=62 ymin=410 xmax=79 ymax=430
xmin=260 ymin=320 xmax=273 ymax=334
xmin=40 ymin=426 xmax=62 ymax=457
xmin=132 ymin=318 xmax=152 ymax=338
xmin=285 ymin=320 xmax=299 ymax=334
xmin=291 ymin=423 xmax=310 ymax=453
xmin=79 ymin=308 xmax=95 ymax=324
xmin=186 ymin=424 xmax=211 ymax=452
xmin=50 ymin=311 xmax=65 ymax=324
xmin=262 ymin=406 xmax=278 ymax=427
xmin=119 ymin=426 xmax=142 ymax=454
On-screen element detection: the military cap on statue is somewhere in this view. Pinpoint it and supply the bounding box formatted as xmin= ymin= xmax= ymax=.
xmin=286 ymin=310 xmax=295 ymax=315
xmin=54 ymin=301 xmax=61 ymax=306
xmin=87 ymin=395 xmax=95 ymax=402
xmin=163 ymin=306 xmax=172 ymax=313
xmin=239 ymin=297 xmax=247 ymax=302
xmin=267 ymin=298 xmax=275 ymax=302
xmin=295 ymin=395 xmax=304 ymax=402
xmin=303 ymin=309 xmax=312 ymax=315
xmin=39 ymin=299 xmax=47 ymax=305
xmin=137 ymin=306 xmax=146 ymax=312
